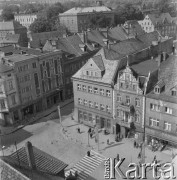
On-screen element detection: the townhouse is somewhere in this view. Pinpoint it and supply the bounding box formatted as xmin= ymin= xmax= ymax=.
xmin=0 ymin=50 xmax=63 ymax=125
xmin=138 ymin=13 xmax=177 ymax=38
xmin=145 ymin=54 xmax=177 ymax=146
xmin=72 ymin=32 xmax=174 ymax=139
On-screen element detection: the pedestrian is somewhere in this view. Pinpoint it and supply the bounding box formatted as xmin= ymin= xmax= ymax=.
xmin=138 ymin=152 xmax=141 ymax=159
xmin=107 ymin=139 xmax=109 ymax=145
xmin=134 ymin=141 xmax=136 ymax=148
xmin=77 ymin=127 xmax=80 ymax=133
xmin=88 ymin=128 xmax=91 ymax=134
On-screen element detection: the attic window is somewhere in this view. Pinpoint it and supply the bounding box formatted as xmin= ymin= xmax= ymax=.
xmin=154 ymin=87 xmax=160 ymax=94
xmin=171 ymin=90 xmax=176 ymax=96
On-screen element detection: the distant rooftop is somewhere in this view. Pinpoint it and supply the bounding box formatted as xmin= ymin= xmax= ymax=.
xmin=0 ymin=20 xmax=26 ymax=31
xmin=0 ymin=62 xmax=13 ymax=73
xmin=61 ymin=6 xmax=111 ymax=15
xmin=4 ymin=54 xmax=36 ymax=63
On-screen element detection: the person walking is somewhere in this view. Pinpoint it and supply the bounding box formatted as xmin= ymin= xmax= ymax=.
xmin=134 ymin=141 xmax=136 ymax=148
xmin=117 ymin=154 xmax=119 ymax=161
xmin=152 ymin=155 xmax=156 ymax=163
xmin=138 ymin=152 xmax=141 ymax=159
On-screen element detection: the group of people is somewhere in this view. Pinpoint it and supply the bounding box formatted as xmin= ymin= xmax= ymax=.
xmin=134 ymin=140 xmax=143 ymax=149
xmin=88 ymin=127 xmax=95 ymax=138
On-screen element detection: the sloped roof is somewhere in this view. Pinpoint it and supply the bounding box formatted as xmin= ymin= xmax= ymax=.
xmin=0 ymin=34 xmax=20 ymax=44
xmin=87 ymin=30 xmax=107 ymax=47
xmin=30 ymin=30 xmax=66 ymax=48
xmin=146 ymin=55 xmax=177 ymax=103
xmin=72 ymin=48 xmax=119 ymax=84
xmin=61 ymin=6 xmax=111 ymax=15
xmin=43 ymin=40 xmax=56 ymax=52
xmin=10 ymin=146 xmax=68 ymax=175
xmin=136 ymin=31 xmax=160 ymax=46
xmin=148 ymin=13 xmax=173 ymax=25
xmin=92 ymin=55 xmax=105 ymax=71
xmin=108 ymin=26 xmax=128 ymax=41
xmin=0 ymin=63 xmax=13 ymax=73
xmin=0 ymin=158 xmax=30 ymax=180
xmin=0 ymin=20 xmax=26 ymax=30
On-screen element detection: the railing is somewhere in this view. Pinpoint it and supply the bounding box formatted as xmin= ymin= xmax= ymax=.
xmin=118 ymin=119 xmax=131 ymax=128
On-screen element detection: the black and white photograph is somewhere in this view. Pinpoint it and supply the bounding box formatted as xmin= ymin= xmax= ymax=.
xmin=0 ymin=0 xmax=177 ymax=179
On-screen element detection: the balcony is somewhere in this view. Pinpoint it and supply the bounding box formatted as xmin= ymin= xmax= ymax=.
xmin=118 ymin=119 xmax=131 ymax=128
xmin=118 ymin=102 xmax=130 ymax=112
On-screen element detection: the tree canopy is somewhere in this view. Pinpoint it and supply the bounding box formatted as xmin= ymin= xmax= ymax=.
xmin=1 ymin=5 xmax=19 ymax=21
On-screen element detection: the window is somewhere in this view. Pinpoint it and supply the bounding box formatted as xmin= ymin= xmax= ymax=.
xmin=32 ymin=62 xmax=37 ymax=68
xmin=125 ymin=84 xmax=129 ymax=89
xmin=154 ymin=87 xmax=160 ymax=94
xmin=94 ymin=87 xmax=98 ymax=94
xmin=100 ymin=104 xmax=105 ymax=111
xmin=117 ymin=109 xmax=121 ymax=117
xmin=86 ymin=71 xmax=89 ymax=75
xmin=0 ymin=99 xmax=5 ymax=109
xmin=135 ymin=98 xmax=140 ymax=107
xmin=172 ymin=90 xmax=176 ymax=96
xmin=94 ymin=102 xmax=98 ymax=109
xmin=117 ymin=94 xmax=122 ymax=102
xmin=150 ymin=103 xmax=155 ymax=110
xmin=8 ymin=81 xmax=13 ymax=91
xmin=84 ymin=99 xmax=87 ymax=106
xmin=125 ymin=74 xmax=130 ymax=81
xmin=106 ymin=105 xmax=111 ymax=114
xmin=164 ymin=122 xmax=171 ymax=131
xmin=149 ymin=118 xmax=159 ymax=127
xmin=165 ymin=107 xmax=172 ymax=114
xmin=11 ymin=95 xmax=16 ymax=105
xmin=107 ymin=119 xmax=111 ymax=129
xmin=89 ymin=101 xmax=93 ymax=108
xmin=106 ymin=90 xmax=111 ymax=97
xmin=78 ymin=98 xmax=82 ymax=104
xmin=120 ymin=82 xmax=123 ymax=88
xmin=135 ymin=113 xmax=140 ymax=123
xmin=82 ymin=85 xmax=86 ymax=91
xmin=126 ymin=96 xmax=130 ymax=105
xmin=133 ymin=84 xmax=137 ymax=91
xmin=77 ymin=84 xmax=81 ymax=90
xmin=88 ymin=86 xmax=92 ymax=93
xmin=156 ymin=105 xmax=160 ymax=112
xmin=100 ymin=89 xmax=104 ymax=96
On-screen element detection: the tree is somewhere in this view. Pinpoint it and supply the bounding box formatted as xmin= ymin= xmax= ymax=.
xmin=29 ymin=17 xmax=51 ymax=33
xmin=1 ymin=5 xmax=19 ymax=21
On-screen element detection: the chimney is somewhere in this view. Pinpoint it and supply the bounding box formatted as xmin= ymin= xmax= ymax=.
xmin=25 ymin=141 xmax=36 ymax=170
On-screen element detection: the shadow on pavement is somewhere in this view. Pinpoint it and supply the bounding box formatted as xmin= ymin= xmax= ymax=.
xmin=1 ymin=129 xmax=32 ymax=148
xmin=103 ymin=142 xmax=124 ymax=150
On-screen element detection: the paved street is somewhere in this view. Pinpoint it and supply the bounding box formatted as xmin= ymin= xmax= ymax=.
xmin=0 ymin=102 xmax=175 ymax=180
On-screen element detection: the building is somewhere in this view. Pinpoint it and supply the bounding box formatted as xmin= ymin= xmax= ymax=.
xmin=138 ymin=13 xmax=177 ymax=38
xmin=0 ymin=21 xmax=28 ymax=47
xmin=14 ymin=13 xmax=37 ymax=29
xmin=59 ymin=6 xmax=114 ymax=33
xmin=0 ymin=141 xmax=67 ymax=180
xmin=145 ymin=53 xmax=177 ymax=146
xmin=0 ymin=49 xmax=64 ymax=125
xmin=0 ymin=63 xmax=20 ymax=126
xmin=72 ymin=33 xmax=174 ymax=136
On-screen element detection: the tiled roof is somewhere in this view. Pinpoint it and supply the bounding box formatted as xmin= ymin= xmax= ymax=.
xmin=131 ymin=58 xmax=159 ymax=76
xmin=0 ymin=21 xmax=26 ymax=30
xmin=92 ymin=55 xmax=105 ymax=71
xmin=0 ymin=45 xmax=14 ymax=53
xmin=146 ymin=55 xmax=177 ymax=103
xmin=156 ymin=79 xmax=165 ymax=88
xmin=108 ymin=26 xmax=128 ymax=41
xmin=72 ymin=48 xmax=119 ymax=84
xmin=30 ymin=30 xmax=66 ymax=48
xmin=0 ymin=63 xmax=13 ymax=73
xmin=148 ymin=13 xmax=173 ymax=25
xmin=61 ymin=6 xmax=111 ymax=15
xmin=0 ymin=34 xmax=20 ymax=44
xmin=10 ymin=146 xmax=68 ymax=175
xmin=87 ymin=30 xmax=107 ymax=47
xmin=4 ymin=54 xmax=36 ymax=62
xmin=136 ymin=31 xmax=160 ymax=46
xmin=0 ymin=158 xmax=30 ymax=180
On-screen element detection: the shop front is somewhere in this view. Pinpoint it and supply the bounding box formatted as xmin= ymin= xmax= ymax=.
xmin=78 ymin=109 xmax=112 ymax=132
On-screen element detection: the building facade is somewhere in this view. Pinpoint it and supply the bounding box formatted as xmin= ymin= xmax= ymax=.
xmin=0 ymin=50 xmax=63 ymax=125
xmin=0 ymin=63 xmax=20 ymax=125
xmin=145 ymin=54 xmax=177 ymax=146
xmin=138 ymin=13 xmax=177 ymax=38
xmin=14 ymin=14 xmax=37 ymax=29
xmin=59 ymin=6 xmax=114 ymax=33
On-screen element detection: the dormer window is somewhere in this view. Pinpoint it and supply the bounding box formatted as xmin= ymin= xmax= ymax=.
xmin=172 ymin=90 xmax=176 ymax=96
xmin=154 ymin=87 xmax=160 ymax=94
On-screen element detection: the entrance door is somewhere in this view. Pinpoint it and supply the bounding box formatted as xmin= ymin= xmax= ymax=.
xmin=60 ymin=90 xmax=63 ymax=101
xmin=100 ymin=117 xmax=105 ymax=128
xmin=116 ymin=123 xmax=120 ymax=135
